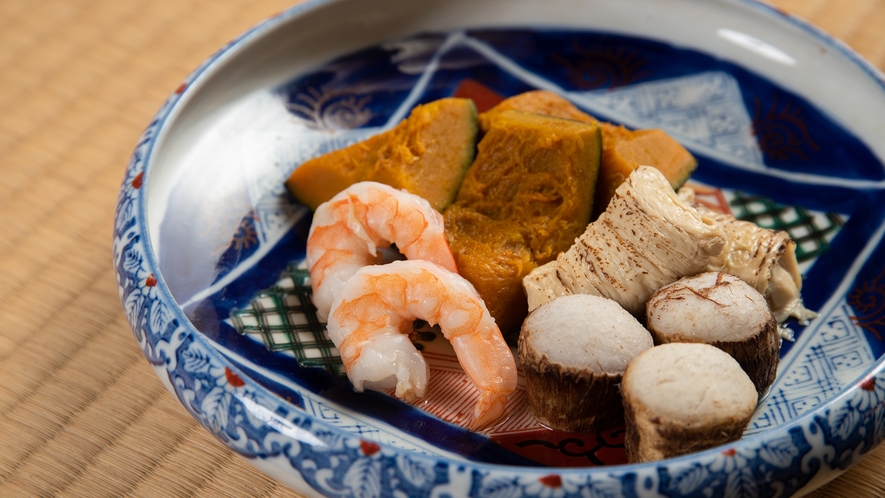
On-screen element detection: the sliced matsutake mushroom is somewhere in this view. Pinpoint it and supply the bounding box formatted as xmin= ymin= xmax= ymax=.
xmin=677 ymin=188 xmax=818 ymax=339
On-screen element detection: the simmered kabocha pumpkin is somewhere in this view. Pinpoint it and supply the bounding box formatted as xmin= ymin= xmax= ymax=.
xmin=445 ymin=110 xmax=601 ymax=335
xmin=478 ymin=90 xmax=593 ymax=131
xmin=480 ymin=90 xmax=697 ymax=218
xmin=285 ymin=98 xmax=478 ymax=211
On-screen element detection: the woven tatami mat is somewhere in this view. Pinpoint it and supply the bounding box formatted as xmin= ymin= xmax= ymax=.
xmin=0 ymin=0 xmax=883 ymax=496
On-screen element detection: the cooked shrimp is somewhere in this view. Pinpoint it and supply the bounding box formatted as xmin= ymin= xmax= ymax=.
xmin=306 ymin=181 xmax=457 ymax=320
xmin=326 ymin=259 xmax=517 ymax=431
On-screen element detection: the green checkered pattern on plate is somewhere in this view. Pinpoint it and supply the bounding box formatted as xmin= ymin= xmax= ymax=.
xmin=230 ymin=265 xmax=345 ymax=376
xmin=729 ymin=191 xmax=844 ymax=263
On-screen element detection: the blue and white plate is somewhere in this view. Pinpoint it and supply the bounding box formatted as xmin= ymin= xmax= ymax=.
xmin=113 ymin=0 xmax=885 ymax=495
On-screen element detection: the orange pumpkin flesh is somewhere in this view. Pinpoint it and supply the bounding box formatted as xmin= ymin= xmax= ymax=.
xmin=481 ymin=90 xmax=697 ymax=218
xmin=445 ymin=110 xmax=601 ymax=335
xmin=285 ymin=98 xmax=478 ymax=211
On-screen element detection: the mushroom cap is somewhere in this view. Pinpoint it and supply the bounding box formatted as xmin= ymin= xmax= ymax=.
xmin=646 ymin=272 xmax=774 ymax=343
xmin=520 ymin=294 xmax=653 ymax=375
xmin=622 ymin=342 xmax=758 ymax=425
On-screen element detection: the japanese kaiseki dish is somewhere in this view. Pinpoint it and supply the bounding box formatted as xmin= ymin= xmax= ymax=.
xmin=289 ymin=86 xmax=817 ymax=459
xmin=114 ymin=0 xmax=885 ymax=496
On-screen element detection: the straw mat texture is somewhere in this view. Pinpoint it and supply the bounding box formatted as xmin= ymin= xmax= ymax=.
xmin=0 ymin=0 xmax=882 ymax=496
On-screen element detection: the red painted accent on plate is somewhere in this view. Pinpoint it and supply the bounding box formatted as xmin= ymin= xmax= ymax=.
xmin=490 ymin=427 xmax=626 ymax=467
xmin=451 ymin=79 xmax=505 ymax=112
xmin=554 ymin=43 xmax=651 ymax=90
xmin=723 ymin=448 xmax=737 ymax=457
xmin=848 ymin=267 xmax=885 ymax=342
xmin=862 ymin=376 xmax=876 ymax=392
xmin=131 ymin=172 xmax=143 ymax=189
xmin=752 ymin=93 xmax=820 ymax=161
xmin=225 ymin=367 xmax=246 ymax=387
xmin=145 ymin=274 xmax=157 ymax=287
xmin=539 ymin=474 xmax=562 ymax=488
xmin=360 ymin=440 xmax=381 ymax=456
xmin=683 ymin=181 xmax=732 ymax=215
xmin=175 ymin=82 xmax=188 ymax=94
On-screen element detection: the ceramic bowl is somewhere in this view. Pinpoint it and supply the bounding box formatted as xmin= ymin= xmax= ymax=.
xmin=113 ymin=0 xmax=885 ymax=496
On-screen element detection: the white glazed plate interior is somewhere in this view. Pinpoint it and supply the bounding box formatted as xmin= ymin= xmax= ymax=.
xmin=112 ymin=0 xmax=885 ymax=496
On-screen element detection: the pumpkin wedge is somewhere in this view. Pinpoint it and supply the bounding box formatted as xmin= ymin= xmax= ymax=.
xmin=286 ymin=98 xmax=478 ymax=211
xmin=445 ymin=110 xmax=601 ymax=335
xmin=481 ymin=90 xmax=697 ymax=218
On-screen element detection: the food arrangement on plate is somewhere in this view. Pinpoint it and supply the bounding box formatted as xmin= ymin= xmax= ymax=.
xmin=113 ymin=3 xmax=885 ymax=494
xmin=284 ymin=89 xmax=817 ymax=461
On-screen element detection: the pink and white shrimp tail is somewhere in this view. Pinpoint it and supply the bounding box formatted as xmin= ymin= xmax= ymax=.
xmin=326 ymin=260 xmax=517 ymax=431
xmin=306 ymin=181 xmax=457 ymax=321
